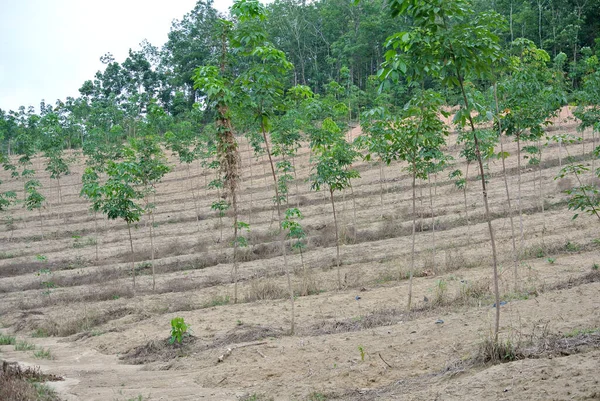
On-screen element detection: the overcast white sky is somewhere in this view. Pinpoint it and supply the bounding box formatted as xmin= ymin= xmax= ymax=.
xmin=0 ymin=0 xmax=236 ymax=112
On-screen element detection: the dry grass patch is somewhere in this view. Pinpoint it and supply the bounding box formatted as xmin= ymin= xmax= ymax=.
xmin=472 ymin=329 xmax=600 ymax=366
xmin=306 ymin=308 xmax=422 ymax=336
xmin=17 ymin=307 xmax=133 ymax=337
xmin=120 ymin=335 xmax=198 ymax=365
xmin=0 ymin=361 xmax=63 ymax=401
xmin=244 ymin=278 xmax=287 ymax=302
xmin=210 ymin=324 xmax=284 ymax=348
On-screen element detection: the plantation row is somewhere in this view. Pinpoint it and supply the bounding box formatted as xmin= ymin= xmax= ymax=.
xmin=0 ymin=0 xmax=599 ymax=353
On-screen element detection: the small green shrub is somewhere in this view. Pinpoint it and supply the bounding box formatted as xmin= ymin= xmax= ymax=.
xmin=358 ymin=345 xmax=365 ymax=362
xmin=565 ymin=241 xmax=580 ymax=252
xmin=547 ymin=257 xmax=556 ymax=264
xmin=133 ymin=262 xmax=152 ymax=275
xmin=33 ymin=348 xmax=52 ymax=359
xmin=169 ymin=317 xmax=189 ymax=344
xmin=307 ymin=392 xmax=328 ymax=401
xmin=593 ymin=263 xmax=599 ymax=271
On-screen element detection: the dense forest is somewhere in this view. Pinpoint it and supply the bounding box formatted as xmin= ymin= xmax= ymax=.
xmin=1 ymin=0 xmax=598 ymax=147
xmin=0 ymin=0 xmax=599 ymax=343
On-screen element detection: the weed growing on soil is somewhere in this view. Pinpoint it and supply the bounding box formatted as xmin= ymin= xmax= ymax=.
xmin=433 ymin=279 xmax=448 ymax=306
xmin=358 ymin=345 xmax=365 ymax=362
xmin=307 ymin=393 xmax=328 ymax=401
xmin=203 ymin=295 xmax=230 ymax=308
xmin=0 ymin=334 xmax=16 ymax=345
xmin=14 ymin=341 xmax=36 ymax=351
xmin=563 ymin=328 xmax=598 ymax=337
xmin=31 ymin=329 xmax=48 ymax=338
xmin=240 ymin=394 xmax=274 ymax=401
xmin=33 ymin=348 xmax=52 ymax=360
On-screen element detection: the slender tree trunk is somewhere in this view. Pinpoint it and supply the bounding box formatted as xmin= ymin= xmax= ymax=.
xmin=459 ymin=81 xmax=501 ymax=343
xmin=408 ymin=168 xmax=416 ymax=310
xmin=349 ymin=183 xmax=357 ymax=229
xmin=379 ymin=162 xmax=385 ymax=215
xmin=494 ymin=84 xmax=519 ymax=290
xmin=592 ymin=130 xmax=596 ymax=177
xmin=329 ymin=188 xmax=342 ymax=290
xmin=299 ymin=245 xmax=307 ymax=295
xmin=94 ymin=211 xmax=99 ymax=262
xmin=57 ymin=177 xmax=64 ymax=224
xmin=538 ymin=141 xmax=546 ymax=240
xmin=187 ymin=164 xmax=200 ymax=232
xmin=150 ymin=207 xmax=156 ymax=291
xmin=262 ymin=125 xmax=295 ymax=335
xmin=127 ymin=222 xmax=136 ymax=293
xmin=248 ymin=141 xmax=254 ymax=225
xmin=464 ymin=162 xmax=471 ymax=242
xmin=516 ymin=135 xmax=525 ymax=255
xmin=428 ymin=176 xmax=436 ymax=273
xmin=419 ymin=181 xmax=424 ymax=232
xmin=38 ymin=208 xmax=44 ymax=240
xmin=293 ymin=155 xmax=300 ymax=209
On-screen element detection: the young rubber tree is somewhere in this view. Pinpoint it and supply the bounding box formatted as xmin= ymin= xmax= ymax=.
xmin=0 ymin=154 xmax=18 ymax=240
xmin=282 ymin=208 xmax=308 ymax=294
xmin=98 ymin=152 xmax=144 ymax=292
xmin=192 ymin=16 xmax=242 ymax=308
xmin=130 ymin=134 xmax=171 ymax=290
xmin=24 ymin=179 xmax=45 ymax=239
xmin=310 ymin=117 xmax=360 ymax=290
xmin=80 ymin=167 xmax=102 ymax=261
xmin=356 ymin=107 xmax=395 ymax=216
xmin=164 ymin=121 xmax=202 ymax=232
xmin=233 ymin=2 xmax=298 ymax=333
xmin=497 ymin=39 xmax=565 ymax=255
xmin=195 ymin=0 xmax=300 ymax=335
xmin=573 ymin=49 xmax=600 ymax=177
xmin=367 ymin=91 xmax=448 ymax=308
xmin=555 ymin=145 xmax=600 ymax=222
xmin=383 ymin=0 xmax=504 ymax=341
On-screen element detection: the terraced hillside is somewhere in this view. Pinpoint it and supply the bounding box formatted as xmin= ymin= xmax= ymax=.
xmin=0 ymin=107 xmax=599 ymax=401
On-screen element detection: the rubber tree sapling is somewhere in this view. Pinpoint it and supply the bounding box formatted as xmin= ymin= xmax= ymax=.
xmin=130 ymin=134 xmax=171 ymax=290
xmin=80 ymin=167 xmax=102 ymax=261
xmin=24 ymin=179 xmax=45 ymax=239
xmin=282 ymin=208 xmax=308 ymax=294
xmin=193 ymin=15 xmax=242 ymax=308
xmin=497 ymin=39 xmax=565 ymax=256
xmin=310 ymin=117 xmax=360 ymax=290
xmin=384 ymin=0 xmax=505 ymax=341
xmin=164 ymin=123 xmax=202 ymax=232
xmin=98 ymin=152 xmax=144 ymax=292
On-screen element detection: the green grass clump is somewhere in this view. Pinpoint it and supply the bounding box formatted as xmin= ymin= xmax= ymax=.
xmin=0 ymin=334 xmax=16 ymax=345
xmin=31 ymin=328 xmax=49 ymax=338
xmin=203 ymin=295 xmax=230 ymax=308
xmin=563 ymin=327 xmax=598 ymax=338
xmin=33 ymin=348 xmax=52 ymax=360
xmin=15 ymin=341 xmax=36 ymax=351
